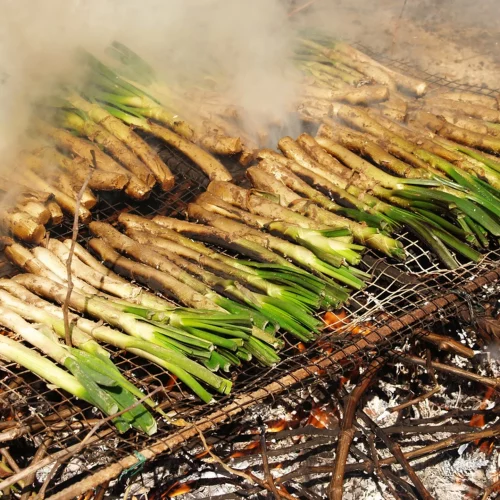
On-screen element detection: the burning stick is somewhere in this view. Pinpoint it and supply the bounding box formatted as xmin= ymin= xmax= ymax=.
xmin=259 ymin=422 xmax=280 ymax=500
xmin=195 ymin=426 xmax=298 ymax=500
xmin=328 ymin=357 xmax=385 ymax=500
xmin=357 ymin=411 xmax=433 ymax=499
xmin=366 ymin=434 xmax=403 ymax=500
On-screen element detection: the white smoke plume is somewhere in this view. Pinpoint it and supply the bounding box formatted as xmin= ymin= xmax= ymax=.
xmin=0 ymin=0 xmax=300 ymax=177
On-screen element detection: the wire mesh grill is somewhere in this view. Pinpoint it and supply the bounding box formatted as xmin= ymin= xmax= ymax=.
xmin=0 ymin=50 xmax=499 ymax=499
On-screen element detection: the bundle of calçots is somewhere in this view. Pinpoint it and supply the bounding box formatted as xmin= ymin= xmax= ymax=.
xmin=0 ymin=30 xmax=427 ymax=243
xmin=273 ymin=32 xmax=500 ymax=269
xmin=248 ymin=125 xmax=500 ymax=270
xmin=2 ymin=28 xmax=500 ymax=435
xmin=1 ymin=182 xmax=378 ymax=433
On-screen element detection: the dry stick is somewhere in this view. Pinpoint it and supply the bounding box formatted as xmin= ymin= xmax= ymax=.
xmin=279 ymin=425 xmax=500 ymax=489
xmin=416 ymin=330 xmax=475 ymax=358
xmin=195 ymin=426 xmax=298 ymax=500
xmin=259 ymin=422 xmax=280 ymax=500
xmin=288 ymin=0 xmax=316 ymax=16
xmin=328 ymin=357 xmax=385 ymax=500
xmin=0 ymin=430 xmax=113 ymax=492
xmin=357 ymin=411 xmax=433 ymax=500
xmin=391 ymin=352 xmax=500 ymax=390
xmin=20 ymin=438 xmax=52 ymax=500
xmin=36 ymin=462 xmax=61 ymax=500
xmin=389 ymin=385 xmax=441 ymax=414
xmin=389 ymin=351 xmax=441 ymax=414
xmin=0 ymin=408 xmax=80 ymax=442
xmin=35 ymin=386 xmax=161 ymax=500
xmin=62 ymin=152 xmax=95 ymax=347
xmin=0 ymin=448 xmax=21 ymax=474
xmin=0 ymin=387 xmax=162 ymax=494
xmin=481 ymin=478 xmax=500 ymax=500
xmin=390 ymin=0 xmax=409 ymax=56
xmin=93 ymin=481 xmax=109 ymax=500
xmin=367 ymin=434 xmax=402 ymax=500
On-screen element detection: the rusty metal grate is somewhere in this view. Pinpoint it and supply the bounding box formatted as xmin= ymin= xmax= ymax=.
xmin=0 ymin=50 xmax=499 ymax=500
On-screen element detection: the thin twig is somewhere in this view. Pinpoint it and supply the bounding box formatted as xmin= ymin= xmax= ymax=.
xmin=367 ymin=434 xmax=402 ymax=500
xmin=389 ymin=354 xmax=441 ymax=415
xmin=276 ymin=425 xmax=500 ymax=490
xmin=481 ymin=478 xmax=500 ymax=500
xmin=389 ymin=385 xmax=441 ymax=414
xmin=20 ymin=438 xmax=52 ymax=500
xmin=93 ymin=480 xmax=109 ymax=500
xmin=35 ymin=462 xmax=60 ymax=500
xmin=288 ymin=0 xmax=316 ymax=17
xmin=0 ymin=448 xmax=21 ymax=474
xmin=417 ymin=330 xmax=475 ymax=358
xmin=195 ymin=426 xmax=298 ymax=500
xmin=259 ymin=422 xmax=280 ymax=500
xmin=35 ymin=386 xmax=160 ymax=500
xmin=0 ymin=387 xmax=161 ymax=493
xmin=391 ymin=351 xmax=500 ymax=390
xmin=328 ymin=357 xmax=386 ymax=500
xmin=357 ymin=411 xmax=433 ymax=500
xmin=62 ymin=151 xmax=95 ymax=347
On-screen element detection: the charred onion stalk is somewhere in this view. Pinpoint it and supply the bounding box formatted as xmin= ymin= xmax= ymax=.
xmin=33 ymin=120 xmax=151 ymax=201
xmin=78 ymin=51 xmax=233 ymax=181
xmin=260 ymin=137 xmax=465 ymax=268
xmin=212 ymin=174 xmax=405 ymax=260
xmin=197 ymin=189 xmax=364 ymax=267
xmin=280 ymin=118 xmax=495 ymax=266
xmin=65 ymin=92 xmax=175 ymax=191
xmin=186 ymin=202 xmax=367 ymax=291
xmin=297 ymin=32 xmax=427 ymax=96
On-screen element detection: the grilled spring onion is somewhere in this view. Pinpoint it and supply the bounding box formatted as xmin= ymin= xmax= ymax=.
xmin=88 ymin=223 xmax=318 ymax=343
xmin=118 ymin=213 xmax=342 ymax=311
xmin=12 ymin=273 xmax=232 ymax=399
xmin=0 ymin=305 xmax=156 ymax=434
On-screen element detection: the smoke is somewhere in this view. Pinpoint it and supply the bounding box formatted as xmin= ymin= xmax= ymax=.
xmin=0 ymin=0 xmax=300 ymax=179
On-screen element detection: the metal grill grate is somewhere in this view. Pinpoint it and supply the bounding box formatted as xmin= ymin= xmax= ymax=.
xmin=0 ymin=51 xmax=499 ymax=500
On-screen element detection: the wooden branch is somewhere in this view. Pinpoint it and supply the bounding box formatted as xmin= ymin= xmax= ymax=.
xmin=328 ymin=357 xmax=385 ymax=500
xmin=260 ymin=423 xmax=280 ymax=500
xmin=20 ymin=438 xmax=52 ymax=500
xmin=389 ymin=351 xmax=441 ymax=414
xmin=416 ymin=330 xmax=475 ymax=358
xmin=62 ymin=151 xmax=95 ymax=346
xmin=0 ymin=387 xmax=161 ymax=492
xmin=195 ymin=426 xmax=297 ymax=500
xmin=357 ymin=411 xmax=433 ymax=500
xmin=367 ymin=434 xmax=402 ymax=500
xmin=277 ymin=425 xmax=500 ymax=484
xmin=391 ymin=352 xmax=500 ymax=390
xmin=481 ymin=478 xmax=500 ymax=500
